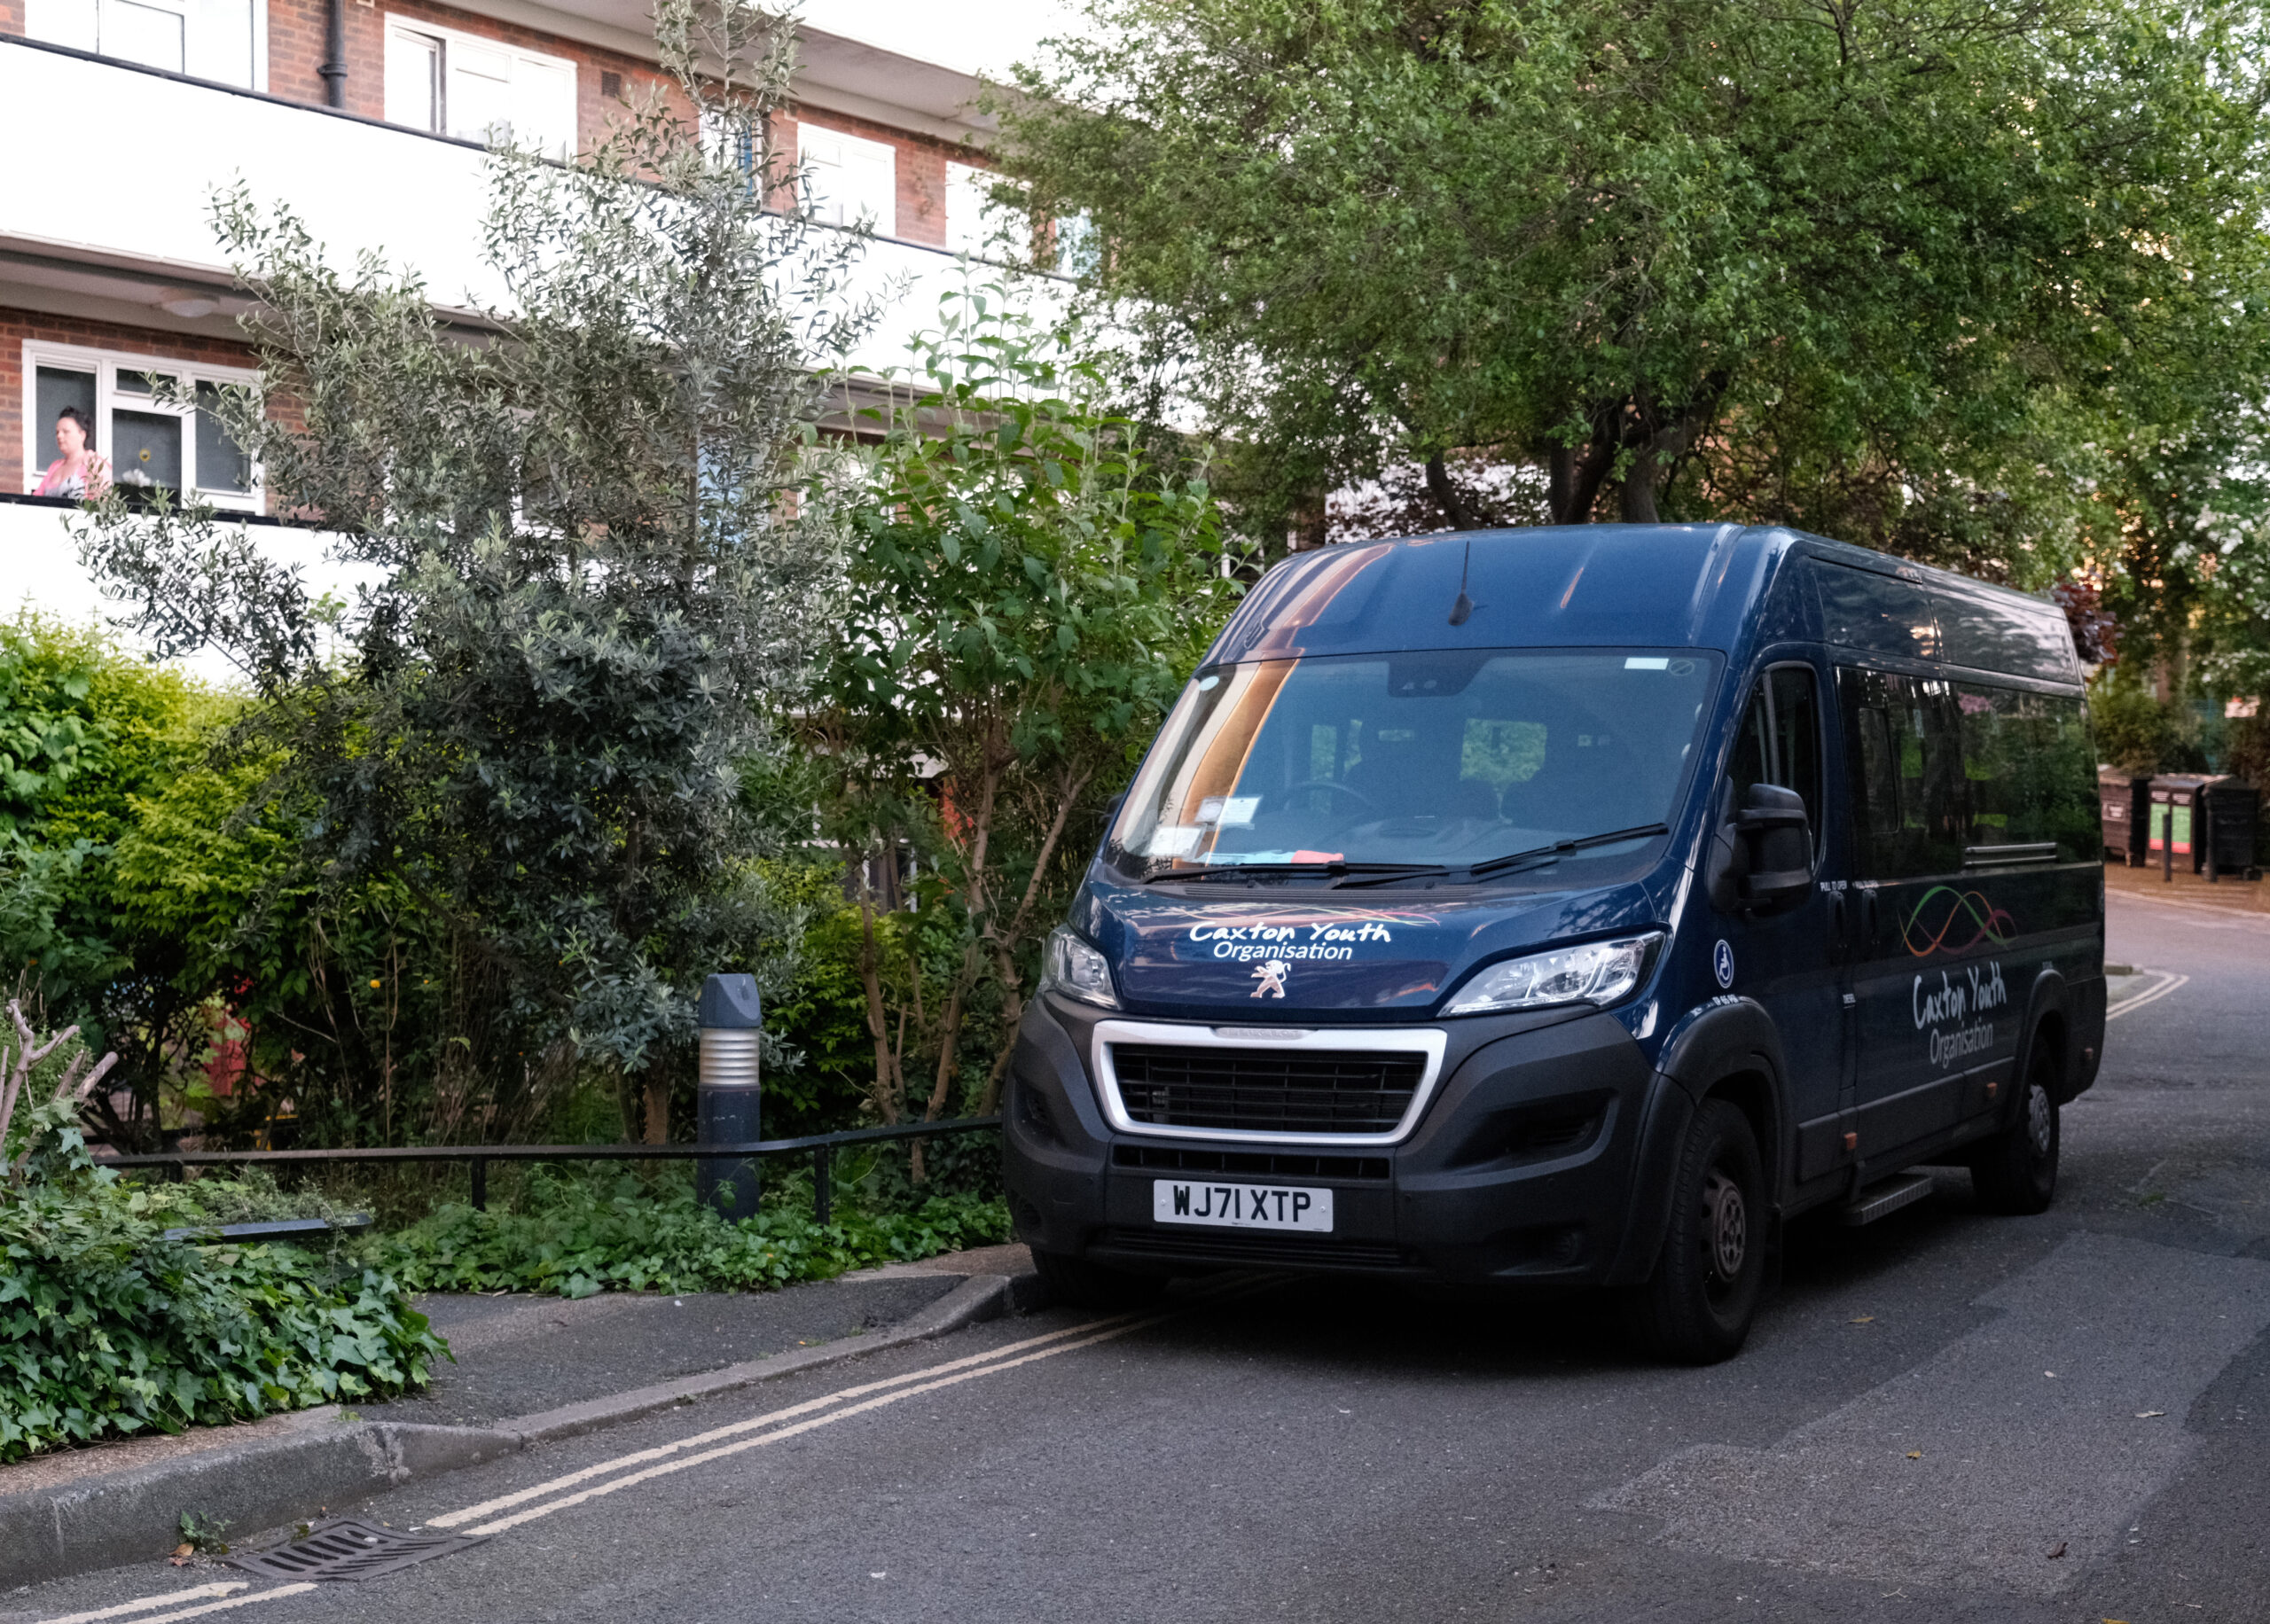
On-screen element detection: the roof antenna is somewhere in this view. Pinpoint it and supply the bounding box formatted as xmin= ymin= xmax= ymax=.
xmin=1448 ymin=539 xmax=1482 ymax=626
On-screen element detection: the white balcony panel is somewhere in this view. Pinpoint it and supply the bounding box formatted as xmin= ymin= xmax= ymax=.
xmin=0 ymin=45 xmax=506 ymax=309
xmin=0 ymin=499 xmax=381 ymax=688
xmin=0 ymin=47 xmax=1065 ymax=373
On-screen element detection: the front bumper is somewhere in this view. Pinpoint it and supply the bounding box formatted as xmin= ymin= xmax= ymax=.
xmin=1003 ymin=993 xmax=1663 ymax=1287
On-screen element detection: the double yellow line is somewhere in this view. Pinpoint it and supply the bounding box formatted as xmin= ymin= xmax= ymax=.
xmin=44 ymin=1275 xmax=1256 ymax=1621
xmin=430 ymin=1307 xmax=1169 ymax=1536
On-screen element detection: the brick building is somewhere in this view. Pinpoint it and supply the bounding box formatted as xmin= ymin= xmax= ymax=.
xmin=0 ymin=0 xmax=1026 ymax=630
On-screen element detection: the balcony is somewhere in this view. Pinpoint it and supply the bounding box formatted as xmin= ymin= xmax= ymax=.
xmin=0 ymin=38 xmax=1061 ymax=375
xmin=2 ymin=40 xmax=1070 ymax=650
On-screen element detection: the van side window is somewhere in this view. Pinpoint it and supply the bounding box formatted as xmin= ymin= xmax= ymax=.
xmin=1730 ymin=665 xmax=1823 ymax=850
xmin=1851 ymin=704 xmax=1901 ymax=839
xmin=1838 ymin=668 xmax=1969 ymax=877
xmin=1953 ymin=683 xmax=2097 ymax=858
xmin=1812 ymin=565 xmax=1944 ymax=662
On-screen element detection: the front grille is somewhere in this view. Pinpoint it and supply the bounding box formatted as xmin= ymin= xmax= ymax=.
xmin=1111 ymin=1044 xmax=1426 ymax=1136
xmin=1113 ymin=1144 xmax=1391 ymax=1182
xmin=1099 ymin=1227 xmax=1411 ymax=1270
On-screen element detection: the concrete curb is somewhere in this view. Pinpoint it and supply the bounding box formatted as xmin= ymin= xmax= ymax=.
xmin=1 ymin=1270 xmax=1038 ymax=1590
xmin=502 ymin=1271 xmax=1018 ymax=1443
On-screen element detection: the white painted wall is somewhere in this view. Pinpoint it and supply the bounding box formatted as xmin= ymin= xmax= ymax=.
xmin=0 ymin=502 xmax=380 ymax=689
xmin=0 ymin=46 xmax=1061 ymax=371
xmin=2 ymin=45 xmax=506 ymax=310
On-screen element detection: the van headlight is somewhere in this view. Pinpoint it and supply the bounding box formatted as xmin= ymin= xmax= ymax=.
xmin=1040 ymin=926 xmax=1119 ymax=1009
xmin=1441 ymin=933 xmax=1663 ymax=1015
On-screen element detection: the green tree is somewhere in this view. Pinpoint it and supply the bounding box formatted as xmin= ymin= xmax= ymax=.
xmin=0 ymin=616 xmax=250 ymax=1140
xmin=802 ymin=292 xmax=1231 ymax=1144
xmin=82 ymin=0 xmax=861 ymax=1144
xmin=1003 ymin=0 xmax=2270 ymax=568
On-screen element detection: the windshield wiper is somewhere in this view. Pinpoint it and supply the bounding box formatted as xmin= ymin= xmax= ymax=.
xmin=1328 ymin=863 xmax=1452 ymax=888
xmin=1336 ymin=824 xmax=1673 ymax=891
xmin=1457 ymin=823 xmax=1671 ymax=883
xmin=1141 ymin=861 xmax=1445 ymax=885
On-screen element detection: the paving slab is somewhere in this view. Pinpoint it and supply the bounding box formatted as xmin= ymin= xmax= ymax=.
xmin=364 ymin=1274 xmax=964 ymax=1428
xmin=2104 ymin=856 xmax=2270 ymax=914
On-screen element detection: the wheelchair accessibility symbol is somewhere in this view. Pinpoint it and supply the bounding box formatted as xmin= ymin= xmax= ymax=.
xmin=1712 ymin=939 xmax=1735 ymax=989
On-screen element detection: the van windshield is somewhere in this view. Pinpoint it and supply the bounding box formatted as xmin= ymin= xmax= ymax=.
xmin=1109 ymin=650 xmax=1721 ymax=878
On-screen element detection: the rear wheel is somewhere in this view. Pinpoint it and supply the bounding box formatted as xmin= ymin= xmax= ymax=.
xmin=1624 ymin=1098 xmax=1768 ymax=1364
xmin=1970 ymin=1042 xmax=2061 ymax=1214
xmin=1029 ymin=1248 xmax=1170 ymax=1310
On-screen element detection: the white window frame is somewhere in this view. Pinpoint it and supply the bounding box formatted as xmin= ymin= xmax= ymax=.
xmin=380 ymin=14 xmax=578 ymax=160
xmin=798 ymin=121 xmax=898 ymax=234
xmin=944 ymin=160 xmax=1003 ymax=256
xmin=23 ymin=0 xmax=269 ymax=89
xmin=21 ymin=340 xmax=263 ymax=511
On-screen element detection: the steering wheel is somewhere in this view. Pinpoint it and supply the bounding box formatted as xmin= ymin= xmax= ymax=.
xmin=1288 ymin=777 xmax=1380 ymax=811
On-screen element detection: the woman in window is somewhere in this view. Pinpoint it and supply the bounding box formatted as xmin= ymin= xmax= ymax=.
xmin=34 ymin=406 xmax=111 ymax=499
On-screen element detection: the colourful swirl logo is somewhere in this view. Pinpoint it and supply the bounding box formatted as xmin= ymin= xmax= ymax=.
xmin=1901 ymin=886 xmax=2015 ymax=958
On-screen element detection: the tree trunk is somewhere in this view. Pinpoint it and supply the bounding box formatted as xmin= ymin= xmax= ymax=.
xmin=642 ymin=1065 xmax=669 ymax=1144
xmin=614 ymin=1062 xmax=639 ymax=1144
xmin=1423 ymin=454 xmax=1476 ymax=530
xmin=1546 ymin=443 xmax=1575 ymax=526
xmin=1619 ymin=443 xmax=1662 ymax=522
xmin=1562 ymin=426 xmax=1618 ymax=525
xmin=916 ymin=739 xmax=1008 ymax=1178
xmin=854 ymin=871 xmax=903 ymax=1126
xmin=977 ymin=761 xmax=1094 ymax=1116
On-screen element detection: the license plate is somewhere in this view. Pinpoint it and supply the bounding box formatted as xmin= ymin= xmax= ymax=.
xmin=1152 ymin=1179 xmax=1333 ymax=1232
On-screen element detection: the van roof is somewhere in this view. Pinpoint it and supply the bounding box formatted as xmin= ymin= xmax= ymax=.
xmin=1203 ymin=523 xmax=2080 ymax=686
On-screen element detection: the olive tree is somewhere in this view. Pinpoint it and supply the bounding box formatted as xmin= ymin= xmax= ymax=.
xmin=81 ymin=0 xmax=866 ymax=1142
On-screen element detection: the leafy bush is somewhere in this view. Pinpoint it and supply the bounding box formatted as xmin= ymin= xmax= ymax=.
xmin=0 ymin=616 xmax=251 ymax=1136
xmin=0 ymin=1181 xmax=444 ymax=1463
xmin=2090 ymin=678 xmax=2180 ymax=777
xmin=157 ymin=1167 xmax=359 ymax=1228
xmin=375 ymin=1169 xmax=1010 ymax=1299
xmin=748 ymin=855 xmax=891 ymax=1136
xmin=802 ymin=293 xmax=1228 ymax=1142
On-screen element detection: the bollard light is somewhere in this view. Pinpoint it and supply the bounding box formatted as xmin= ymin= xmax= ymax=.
xmin=696 ymin=972 xmax=763 ymax=1220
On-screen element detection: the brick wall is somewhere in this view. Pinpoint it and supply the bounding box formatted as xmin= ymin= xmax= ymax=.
xmin=2 ymin=309 xmax=259 ymax=494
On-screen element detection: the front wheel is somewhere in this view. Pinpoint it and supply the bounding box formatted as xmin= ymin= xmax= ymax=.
xmin=1969 ymin=1044 xmax=2060 ymax=1215
xmin=1029 ymin=1248 xmax=1170 ymax=1311
xmin=1624 ymin=1099 xmax=1768 ymax=1364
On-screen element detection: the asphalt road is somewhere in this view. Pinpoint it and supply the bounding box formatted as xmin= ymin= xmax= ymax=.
xmin=11 ymin=887 xmax=2268 ymax=1624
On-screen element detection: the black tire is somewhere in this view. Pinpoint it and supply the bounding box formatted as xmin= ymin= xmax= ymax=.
xmin=1029 ymin=1248 xmax=1170 ymax=1310
xmin=1624 ymin=1098 xmax=1768 ymax=1365
xmin=1970 ymin=1042 xmax=2061 ymax=1215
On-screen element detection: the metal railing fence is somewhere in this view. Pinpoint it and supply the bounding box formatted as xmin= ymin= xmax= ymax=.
xmin=97 ymin=1115 xmax=1002 ymax=1223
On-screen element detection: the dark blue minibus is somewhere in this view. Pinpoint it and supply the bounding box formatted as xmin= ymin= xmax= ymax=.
xmin=1003 ymin=524 xmax=2105 ymax=1361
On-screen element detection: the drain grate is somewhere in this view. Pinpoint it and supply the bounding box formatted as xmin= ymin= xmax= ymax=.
xmin=226 ymin=1517 xmax=486 ymax=1582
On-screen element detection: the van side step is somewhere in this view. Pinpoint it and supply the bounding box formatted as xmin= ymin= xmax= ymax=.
xmin=1841 ymin=1172 xmax=1937 ymax=1227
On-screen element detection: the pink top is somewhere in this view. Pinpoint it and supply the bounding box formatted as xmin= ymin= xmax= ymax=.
xmin=34 ymin=456 xmax=109 ymax=498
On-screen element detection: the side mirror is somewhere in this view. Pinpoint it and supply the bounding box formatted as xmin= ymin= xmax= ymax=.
xmin=1734 ymin=782 xmax=1814 ymax=910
